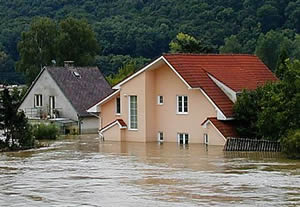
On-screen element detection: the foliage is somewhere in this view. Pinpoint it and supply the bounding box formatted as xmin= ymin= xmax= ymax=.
xmin=0 ymin=50 xmax=24 ymax=84
xmin=0 ymin=88 xmax=34 ymax=150
xmin=16 ymin=17 xmax=57 ymax=84
xmin=281 ymin=129 xmax=300 ymax=159
xmin=255 ymin=30 xmax=290 ymax=71
xmin=106 ymin=61 xmax=137 ymax=86
xmin=1 ymin=0 xmax=300 ymax=83
xmin=219 ymin=35 xmax=243 ymax=54
xmin=169 ymin=33 xmax=213 ymax=53
xmin=234 ymin=59 xmax=300 ymax=141
xmin=16 ymin=17 xmax=99 ymax=84
xmin=95 ymin=55 xmax=150 ymax=76
xmin=56 ymin=17 xmax=99 ymax=66
xmin=33 ymin=123 xmax=59 ymax=140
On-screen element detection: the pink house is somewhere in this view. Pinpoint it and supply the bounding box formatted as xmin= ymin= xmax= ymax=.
xmin=88 ymin=54 xmax=277 ymax=145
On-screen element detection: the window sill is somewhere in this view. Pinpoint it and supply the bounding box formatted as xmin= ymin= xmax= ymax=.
xmin=128 ymin=128 xmax=138 ymax=131
xmin=115 ymin=113 xmax=121 ymax=116
xmin=176 ymin=112 xmax=189 ymax=115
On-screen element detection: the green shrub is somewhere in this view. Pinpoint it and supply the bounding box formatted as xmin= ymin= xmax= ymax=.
xmin=33 ymin=123 xmax=59 ymax=140
xmin=281 ymin=129 xmax=300 ymax=159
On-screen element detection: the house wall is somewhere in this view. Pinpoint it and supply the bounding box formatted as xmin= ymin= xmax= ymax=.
xmin=19 ymin=69 xmax=78 ymax=121
xmin=121 ymin=72 xmax=147 ymax=142
xmin=100 ymin=62 xmax=219 ymax=144
xmin=152 ymin=64 xmax=217 ymax=143
xmin=102 ymin=124 xmax=122 ymax=141
xmin=100 ymin=97 xmax=117 ymax=128
xmin=81 ymin=116 xmax=99 ymax=134
xmin=203 ymin=123 xmax=226 ymax=146
xmin=145 ymin=70 xmax=157 ymax=141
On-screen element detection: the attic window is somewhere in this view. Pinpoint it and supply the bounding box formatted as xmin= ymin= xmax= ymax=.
xmin=73 ymin=71 xmax=81 ymax=78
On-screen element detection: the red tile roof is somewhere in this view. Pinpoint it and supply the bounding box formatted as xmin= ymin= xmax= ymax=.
xmin=116 ymin=119 xmax=127 ymax=127
xmin=202 ymin=117 xmax=238 ymax=138
xmin=163 ymin=54 xmax=278 ymax=117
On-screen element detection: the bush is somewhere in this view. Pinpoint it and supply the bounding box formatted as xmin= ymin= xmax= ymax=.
xmin=281 ymin=129 xmax=300 ymax=159
xmin=33 ymin=123 xmax=59 ymax=140
xmin=0 ymin=139 xmax=6 ymax=149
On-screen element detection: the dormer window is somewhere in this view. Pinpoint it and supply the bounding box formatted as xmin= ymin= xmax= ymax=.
xmin=73 ymin=71 xmax=80 ymax=78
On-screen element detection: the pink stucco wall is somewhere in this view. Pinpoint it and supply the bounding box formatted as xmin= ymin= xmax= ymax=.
xmin=203 ymin=122 xmax=226 ymax=146
xmin=100 ymin=62 xmax=219 ymax=144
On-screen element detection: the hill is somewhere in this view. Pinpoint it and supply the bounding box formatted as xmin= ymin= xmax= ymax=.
xmin=0 ymin=0 xmax=299 ymax=83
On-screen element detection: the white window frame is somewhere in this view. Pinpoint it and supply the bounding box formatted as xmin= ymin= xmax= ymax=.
xmin=128 ymin=95 xmax=138 ymax=130
xmin=204 ymin=133 xmax=209 ymax=145
xmin=158 ymin=131 xmax=164 ymax=142
xmin=115 ymin=97 xmax=121 ymax=115
xmin=177 ymin=133 xmax=189 ymax=145
xmin=34 ymin=94 xmax=43 ymax=108
xmin=157 ymin=95 xmax=164 ymax=105
xmin=176 ymin=95 xmax=188 ymax=114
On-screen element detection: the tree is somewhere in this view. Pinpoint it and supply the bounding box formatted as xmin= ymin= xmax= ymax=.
xmin=275 ymin=49 xmax=288 ymax=79
xmin=234 ymin=59 xmax=300 ymax=141
xmin=281 ymin=129 xmax=300 ymax=159
xmin=219 ymin=35 xmax=243 ymax=54
xmin=255 ymin=30 xmax=292 ymax=71
xmin=16 ymin=17 xmax=100 ymax=85
xmin=0 ymin=88 xmax=34 ymax=150
xmin=56 ymin=17 xmax=99 ymax=66
xmin=169 ymin=33 xmax=213 ymax=53
xmin=106 ymin=61 xmax=137 ymax=86
xmin=16 ymin=17 xmax=57 ymax=84
xmin=257 ymin=4 xmax=281 ymax=32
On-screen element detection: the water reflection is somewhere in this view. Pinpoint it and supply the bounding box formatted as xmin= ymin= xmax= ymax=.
xmin=0 ymin=135 xmax=299 ymax=207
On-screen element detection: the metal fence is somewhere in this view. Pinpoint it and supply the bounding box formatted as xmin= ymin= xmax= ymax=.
xmin=224 ymin=137 xmax=281 ymax=152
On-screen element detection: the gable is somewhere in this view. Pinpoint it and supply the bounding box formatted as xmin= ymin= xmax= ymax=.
xmin=18 ymin=69 xmax=78 ymax=120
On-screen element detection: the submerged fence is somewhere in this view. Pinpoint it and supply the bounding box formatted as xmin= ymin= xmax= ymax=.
xmin=224 ymin=138 xmax=281 ymax=152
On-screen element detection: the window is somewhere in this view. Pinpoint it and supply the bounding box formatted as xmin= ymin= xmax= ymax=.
xmin=34 ymin=94 xmax=43 ymax=107
xmin=204 ymin=133 xmax=209 ymax=145
xmin=177 ymin=96 xmax=188 ymax=114
xmin=177 ymin=133 xmax=189 ymax=145
xmin=157 ymin=96 xmax=164 ymax=105
xmin=129 ymin=96 xmax=138 ymax=130
xmin=158 ymin=132 xmax=164 ymax=142
xmin=116 ymin=97 xmax=121 ymax=115
xmin=73 ymin=71 xmax=81 ymax=78
xmin=49 ymin=96 xmax=55 ymax=109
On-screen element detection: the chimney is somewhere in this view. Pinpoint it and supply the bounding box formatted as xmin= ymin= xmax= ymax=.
xmin=64 ymin=61 xmax=74 ymax=68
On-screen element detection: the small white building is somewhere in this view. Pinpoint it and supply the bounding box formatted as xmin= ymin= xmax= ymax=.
xmin=18 ymin=62 xmax=113 ymax=134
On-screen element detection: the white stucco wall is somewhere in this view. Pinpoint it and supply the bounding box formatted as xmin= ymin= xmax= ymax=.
xmin=81 ymin=116 xmax=99 ymax=134
xmin=19 ymin=69 xmax=78 ymax=121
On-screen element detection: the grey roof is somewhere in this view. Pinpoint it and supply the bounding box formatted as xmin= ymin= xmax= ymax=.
xmin=47 ymin=66 xmax=113 ymax=117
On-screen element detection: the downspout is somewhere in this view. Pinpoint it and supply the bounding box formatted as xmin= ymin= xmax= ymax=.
xmin=77 ymin=114 xmax=82 ymax=135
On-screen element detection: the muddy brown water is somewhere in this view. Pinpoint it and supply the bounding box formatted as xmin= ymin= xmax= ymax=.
xmin=0 ymin=135 xmax=299 ymax=207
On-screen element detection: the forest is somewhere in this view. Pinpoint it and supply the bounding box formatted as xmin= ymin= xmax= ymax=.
xmin=0 ymin=0 xmax=300 ymax=83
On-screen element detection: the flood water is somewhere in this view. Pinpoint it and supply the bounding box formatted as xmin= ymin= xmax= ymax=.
xmin=0 ymin=135 xmax=299 ymax=207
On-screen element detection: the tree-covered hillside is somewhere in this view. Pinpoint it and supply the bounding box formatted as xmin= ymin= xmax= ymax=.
xmin=0 ymin=0 xmax=299 ymax=83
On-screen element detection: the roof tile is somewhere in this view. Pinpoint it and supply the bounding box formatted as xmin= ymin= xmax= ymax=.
xmin=47 ymin=66 xmax=113 ymax=117
xmin=164 ymin=54 xmax=277 ymax=117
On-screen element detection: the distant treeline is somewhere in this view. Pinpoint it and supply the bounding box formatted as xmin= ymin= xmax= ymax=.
xmin=1 ymin=0 xmax=300 ymax=83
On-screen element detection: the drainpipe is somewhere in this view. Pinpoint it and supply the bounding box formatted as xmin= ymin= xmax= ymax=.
xmin=77 ymin=115 xmax=82 ymax=135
